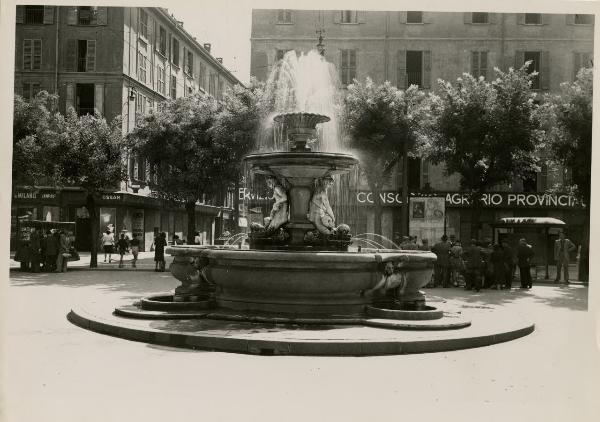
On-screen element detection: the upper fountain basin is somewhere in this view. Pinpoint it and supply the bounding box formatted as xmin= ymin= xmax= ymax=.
xmin=273 ymin=112 xmax=331 ymax=128
xmin=243 ymin=151 xmax=358 ymax=179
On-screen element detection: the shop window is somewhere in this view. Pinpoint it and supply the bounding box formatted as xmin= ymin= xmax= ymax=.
xmin=406 ymin=11 xmax=423 ymax=24
xmin=76 ymin=83 xmax=95 ymax=116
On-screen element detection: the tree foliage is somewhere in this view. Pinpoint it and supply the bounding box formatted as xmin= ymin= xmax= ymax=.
xmin=345 ymin=78 xmax=432 ymax=234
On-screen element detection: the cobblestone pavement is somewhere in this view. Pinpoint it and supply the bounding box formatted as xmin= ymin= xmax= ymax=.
xmin=3 ymin=269 xmax=599 ymax=422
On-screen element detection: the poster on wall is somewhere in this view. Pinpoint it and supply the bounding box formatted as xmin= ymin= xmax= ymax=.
xmin=409 ymin=197 xmax=445 ymax=244
xmin=99 ymin=207 xmax=116 ymax=234
xmin=132 ymin=210 xmax=145 ymax=246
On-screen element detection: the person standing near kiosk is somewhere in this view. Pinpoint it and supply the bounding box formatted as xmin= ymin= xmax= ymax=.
xmin=554 ymin=231 xmax=576 ymax=285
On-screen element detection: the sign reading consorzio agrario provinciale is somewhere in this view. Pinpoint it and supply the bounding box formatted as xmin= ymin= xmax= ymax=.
xmin=353 ymin=191 xmax=582 ymax=209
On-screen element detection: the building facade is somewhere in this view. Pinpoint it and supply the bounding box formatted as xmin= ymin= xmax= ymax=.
xmin=250 ymin=9 xmax=593 ymax=248
xmin=13 ymin=5 xmax=242 ymax=251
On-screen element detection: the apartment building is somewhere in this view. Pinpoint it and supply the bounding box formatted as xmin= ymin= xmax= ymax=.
xmin=13 ymin=5 xmax=243 ymax=251
xmin=250 ymin=9 xmax=593 ymax=245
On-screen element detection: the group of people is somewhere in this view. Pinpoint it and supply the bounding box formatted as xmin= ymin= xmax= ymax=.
xmin=16 ymin=227 xmax=75 ymax=273
xmin=100 ymin=229 xmax=172 ymax=271
xmin=424 ymin=231 xmax=576 ymax=291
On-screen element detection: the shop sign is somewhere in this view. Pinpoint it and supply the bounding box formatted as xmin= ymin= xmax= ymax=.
xmin=101 ymin=194 xmax=122 ymax=202
xmin=355 ymin=191 xmax=404 ymax=205
xmin=13 ymin=191 xmax=57 ymax=200
xmin=443 ymin=192 xmax=581 ymax=209
xmin=239 ymin=188 xmax=271 ymax=201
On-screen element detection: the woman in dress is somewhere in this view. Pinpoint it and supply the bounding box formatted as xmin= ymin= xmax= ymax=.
xmin=101 ymin=229 xmax=115 ymax=263
xmin=154 ymin=232 xmax=167 ymax=272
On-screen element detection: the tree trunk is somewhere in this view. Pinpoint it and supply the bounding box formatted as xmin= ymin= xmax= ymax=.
xmin=233 ymin=178 xmax=240 ymax=232
xmin=185 ymin=201 xmax=196 ymax=245
xmin=86 ymin=193 xmax=98 ymax=268
xmin=470 ymin=201 xmax=482 ymax=241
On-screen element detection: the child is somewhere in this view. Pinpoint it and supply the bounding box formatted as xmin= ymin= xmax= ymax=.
xmin=130 ymin=234 xmax=140 ymax=268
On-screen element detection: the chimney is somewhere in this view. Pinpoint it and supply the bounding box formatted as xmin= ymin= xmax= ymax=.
xmin=216 ymin=57 xmax=223 ymax=64
xmin=176 ymin=20 xmax=183 ymax=26
xmin=203 ymin=43 xmax=211 ymax=53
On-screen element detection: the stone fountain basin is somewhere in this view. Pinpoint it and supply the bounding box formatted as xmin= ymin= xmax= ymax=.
xmin=167 ymin=246 xmax=436 ymax=315
xmin=244 ymin=151 xmax=358 ymax=179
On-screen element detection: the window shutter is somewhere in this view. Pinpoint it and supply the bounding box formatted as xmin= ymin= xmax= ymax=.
xmin=540 ymin=51 xmax=550 ymax=90
xmin=43 ymin=6 xmax=54 ymax=24
xmin=277 ymin=10 xmax=284 ymax=22
xmin=67 ymin=7 xmax=78 ymax=25
xmin=333 ymin=11 xmax=341 ymax=23
xmin=514 ymin=50 xmax=525 ymax=69
xmin=33 ymin=40 xmax=42 ymax=70
xmin=87 ymin=40 xmax=96 ymax=71
xmin=397 ymin=50 xmax=406 ymax=89
xmin=399 ymin=11 xmax=407 ymax=24
xmin=357 ymin=11 xmax=366 ymax=23
xmin=16 ymin=5 xmax=24 ymax=24
xmin=423 ymin=12 xmax=432 ymax=24
xmin=480 ymin=51 xmax=488 ymax=79
xmin=541 ymin=14 xmax=550 ymax=25
xmin=464 ymin=12 xmax=472 ymax=24
xmin=489 ymin=13 xmax=497 ymax=24
xmin=517 ymin=14 xmax=525 ymax=25
xmin=422 ymin=50 xmax=432 ymax=89
xmin=23 ymin=39 xmax=32 ymax=70
xmin=566 ymin=14 xmax=575 ymax=25
xmin=471 ymin=51 xmax=479 ymax=76
xmin=65 ymin=39 xmax=77 ymax=71
xmin=66 ymin=83 xmax=75 ymax=111
xmin=94 ymin=83 xmax=104 ymax=115
xmin=97 ymin=7 xmax=108 ymax=25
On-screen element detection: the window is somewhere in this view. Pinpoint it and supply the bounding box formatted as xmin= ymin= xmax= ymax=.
xmin=277 ymin=10 xmax=292 ymax=23
xmin=574 ymin=14 xmax=593 ymax=25
xmin=471 ymin=51 xmax=488 ymax=79
xmin=340 ymin=49 xmax=356 ymax=85
xmin=341 ymin=10 xmax=358 ymax=23
xmin=159 ymin=26 xmax=167 ymax=56
xmin=218 ymin=80 xmax=225 ymax=100
xmin=573 ymin=52 xmax=593 ymax=79
xmin=209 ymin=74 xmax=217 ymax=96
xmin=22 ymin=82 xmax=41 ymax=99
xmin=406 ymin=51 xmax=423 ymax=87
xmin=139 ymin=9 xmax=148 ymax=38
xmin=138 ymin=52 xmax=147 ymax=83
xmin=76 ymin=83 xmax=95 ymax=116
xmin=172 ymin=38 xmax=179 ymax=66
xmin=23 ymin=39 xmax=42 ymax=70
xmin=157 ymin=66 xmax=166 ymax=95
xmin=524 ymin=13 xmax=542 ymax=25
xmin=406 ymin=11 xmax=423 ymax=24
xmin=199 ymin=63 xmax=206 ymax=90
xmin=24 ymin=5 xmax=44 ymax=24
xmin=185 ymin=50 xmax=194 ymax=75
xmin=67 ymin=7 xmax=106 ymax=25
xmin=523 ymin=51 xmax=541 ymax=89
xmin=471 ymin=12 xmax=489 ymax=24
xmin=170 ymin=75 xmax=177 ymax=99
xmin=76 ymin=40 xmax=96 ymax=72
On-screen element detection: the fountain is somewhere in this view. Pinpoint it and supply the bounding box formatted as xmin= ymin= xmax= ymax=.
xmin=68 ymin=50 xmax=534 ymax=355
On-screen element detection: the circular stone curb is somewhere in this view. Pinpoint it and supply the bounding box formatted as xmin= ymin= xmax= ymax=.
xmin=365 ymin=305 xmax=444 ymax=321
xmin=69 ymin=304 xmax=534 ymax=356
xmin=140 ymin=295 xmax=212 ymax=312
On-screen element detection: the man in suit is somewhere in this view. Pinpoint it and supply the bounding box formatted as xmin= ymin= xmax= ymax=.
xmin=517 ymin=238 xmax=535 ymax=289
xmin=431 ymin=235 xmax=451 ymax=287
xmin=554 ymin=231 xmax=576 ymax=284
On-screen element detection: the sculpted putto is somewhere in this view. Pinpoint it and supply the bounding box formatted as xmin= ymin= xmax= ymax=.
xmin=265 ymin=176 xmax=288 ymax=231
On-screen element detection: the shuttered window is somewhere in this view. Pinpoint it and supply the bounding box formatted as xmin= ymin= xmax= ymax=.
xmin=22 ymin=82 xmax=41 ymax=99
xmin=157 ymin=66 xmax=166 ymax=95
xmin=138 ymin=52 xmax=147 ymax=83
xmin=139 ymin=9 xmax=148 ymax=38
xmin=172 ymin=38 xmax=180 ymax=66
xmin=159 ymin=26 xmax=167 ymax=56
xmin=23 ymin=39 xmax=42 ymax=70
xmin=277 ymin=10 xmax=292 ymax=23
xmin=170 ymin=75 xmax=177 ymax=99
xmin=340 ymin=49 xmax=357 ymax=85
xmin=471 ymin=51 xmax=488 ymax=79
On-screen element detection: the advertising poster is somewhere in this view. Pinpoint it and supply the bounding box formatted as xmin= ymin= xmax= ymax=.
xmin=409 ymin=196 xmax=445 ymax=244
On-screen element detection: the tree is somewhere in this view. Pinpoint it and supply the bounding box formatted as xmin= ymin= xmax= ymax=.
xmin=345 ymin=78 xmax=431 ymax=235
xmin=541 ymin=68 xmax=592 ymax=281
xmin=54 ymin=109 xmax=128 ymax=268
xmin=12 ymin=92 xmax=61 ymax=188
xmin=427 ymin=65 xmax=542 ymax=238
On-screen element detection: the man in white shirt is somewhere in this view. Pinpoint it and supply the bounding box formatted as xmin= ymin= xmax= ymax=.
xmin=554 ymin=231 xmax=576 ymax=284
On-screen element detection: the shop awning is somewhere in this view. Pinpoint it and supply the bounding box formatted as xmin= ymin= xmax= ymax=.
xmin=491 ymin=217 xmax=566 ymax=228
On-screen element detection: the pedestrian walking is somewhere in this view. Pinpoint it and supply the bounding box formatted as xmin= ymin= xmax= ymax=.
xmin=463 ymin=239 xmax=483 ymax=292
xmin=554 ymin=231 xmax=576 ymax=284
xmin=130 ymin=234 xmax=140 ymax=268
xmin=154 ymin=232 xmax=167 ymax=272
xmin=517 ymin=238 xmax=535 ymax=289
xmin=117 ymin=233 xmax=130 ymax=268
xmin=431 ymin=235 xmax=451 ymax=287
xmin=449 ymin=240 xmax=464 ymax=287
xmin=480 ymin=240 xmax=493 ymax=289
xmin=101 ymin=229 xmax=115 ymax=263
xmin=44 ymin=230 xmax=58 ymax=272
xmin=56 ymin=230 xmax=69 ymax=272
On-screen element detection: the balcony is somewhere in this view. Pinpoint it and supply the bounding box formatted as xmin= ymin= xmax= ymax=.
xmin=406 ymin=71 xmax=423 ymax=87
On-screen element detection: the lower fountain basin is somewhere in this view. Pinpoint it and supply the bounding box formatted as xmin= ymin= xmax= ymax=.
xmin=167 ymin=246 xmax=436 ymax=315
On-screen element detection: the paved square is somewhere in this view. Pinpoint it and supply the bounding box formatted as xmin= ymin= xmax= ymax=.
xmin=3 ymin=268 xmax=599 ymax=422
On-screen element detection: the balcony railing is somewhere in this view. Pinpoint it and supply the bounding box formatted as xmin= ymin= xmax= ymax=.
xmin=406 ymin=71 xmax=423 ymax=87
xmin=77 ymin=58 xmax=88 ymax=72
xmin=77 ymin=106 xmax=95 ymax=116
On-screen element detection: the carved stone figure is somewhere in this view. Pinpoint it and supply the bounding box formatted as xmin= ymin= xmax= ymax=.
xmin=362 ymin=256 xmax=410 ymax=299
xmin=308 ymin=176 xmax=336 ymax=235
xmin=265 ymin=176 xmax=289 ymax=232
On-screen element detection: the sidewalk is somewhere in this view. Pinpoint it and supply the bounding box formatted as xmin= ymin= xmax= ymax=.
xmin=9 ymin=251 xmax=164 ymax=271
